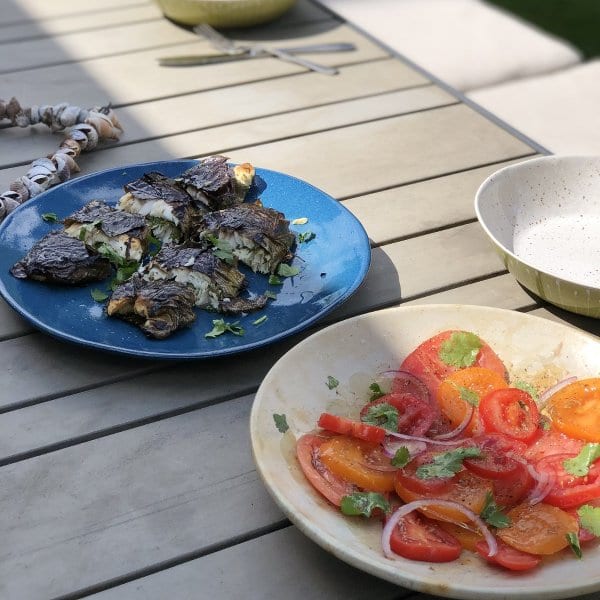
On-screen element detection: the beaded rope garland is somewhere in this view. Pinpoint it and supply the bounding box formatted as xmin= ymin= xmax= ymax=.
xmin=0 ymin=97 xmax=123 ymax=220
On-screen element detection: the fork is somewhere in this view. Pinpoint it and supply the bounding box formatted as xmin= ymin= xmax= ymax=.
xmin=192 ymin=24 xmax=339 ymax=75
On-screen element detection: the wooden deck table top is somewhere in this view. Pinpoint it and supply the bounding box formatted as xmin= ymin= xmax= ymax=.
xmin=1 ymin=1 xmax=598 ymax=599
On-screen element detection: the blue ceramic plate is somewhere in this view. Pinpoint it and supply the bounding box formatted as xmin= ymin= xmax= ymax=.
xmin=0 ymin=160 xmax=371 ymax=359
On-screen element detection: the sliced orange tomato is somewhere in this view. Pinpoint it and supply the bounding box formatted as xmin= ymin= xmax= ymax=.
xmin=438 ymin=521 xmax=483 ymax=552
xmin=394 ymin=468 xmax=493 ymax=526
xmin=545 ymin=378 xmax=600 ymax=442
xmin=436 ymin=367 xmax=508 ymax=435
xmin=497 ymin=502 xmax=578 ymax=555
xmin=319 ymin=435 xmax=396 ymax=493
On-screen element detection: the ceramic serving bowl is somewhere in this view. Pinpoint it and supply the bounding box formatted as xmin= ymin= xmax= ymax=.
xmin=250 ymin=304 xmax=600 ymax=599
xmin=155 ymin=0 xmax=296 ymax=27
xmin=475 ymin=155 xmax=600 ymax=318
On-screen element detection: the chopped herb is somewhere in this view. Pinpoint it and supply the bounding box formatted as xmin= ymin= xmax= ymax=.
xmin=438 ymin=331 xmax=482 ymax=368
xmin=147 ymin=233 xmax=163 ymax=256
xmin=273 ymin=413 xmax=289 ymax=433
xmin=326 ymin=376 xmax=339 ymax=390
xmin=268 ymin=274 xmax=283 ymax=285
xmin=480 ymin=492 xmax=511 ymax=528
xmin=206 ymin=234 xmax=235 ymax=264
xmin=264 ymin=290 xmax=277 ymax=300
xmin=205 ymin=319 xmax=245 ymax=338
xmin=96 ymin=242 xmax=126 ymax=267
xmin=90 ymin=288 xmax=109 ymax=302
xmin=297 ymin=231 xmax=316 ymax=243
xmin=563 ymin=443 xmax=600 ymax=476
xmin=253 ymin=315 xmax=268 ymax=326
xmin=277 ymin=263 xmax=300 ymax=277
xmin=513 ymin=380 xmax=539 ymax=401
xmin=566 ymin=532 xmax=582 ymax=559
xmin=291 ymin=217 xmax=309 ymax=225
xmin=361 ymin=402 xmax=398 ymax=431
xmin=539 ymin=416 xmax=551 ymax=431
xmin=114 ymin=262 xmax=140 ymax=284
xmin=78 ymin=228 xmax=87 ymax=241
xmin=340 ymin=492 xmax=390 ymax=517
xmin=391 ymin=447 xmax=411 ymax=468
xmin=578 ymin=505 xmax=600 ymax=536
xmin=41 ymin=212 xmax=59 ymax=223
xmin=456 ymin=384 xmax=480 ymax=406
xmin=368 ymin=382 xmax=386 ymax=402
xmin=416 ymin=447 xmax=481 ymax=479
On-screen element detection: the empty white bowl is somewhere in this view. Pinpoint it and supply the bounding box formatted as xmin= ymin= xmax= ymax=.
xmin=475 ymin=155 xmax=600 ymax=318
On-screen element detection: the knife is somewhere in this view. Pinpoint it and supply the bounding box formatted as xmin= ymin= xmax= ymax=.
xmin=158 ymin=43 xmax=356 ymax=67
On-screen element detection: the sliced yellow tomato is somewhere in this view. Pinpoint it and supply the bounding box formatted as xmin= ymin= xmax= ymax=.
xmin=545 ymin=378 xmax=600 ymax=442
xmin=436 ymin=367 xmax=508 ymax=434
xmin=438 ymin=521 xmax=483 ymax=551
xmin=497 ymin=503 xmax=578 ymax=555
xmin=319 ymin=436 xmax=396 ymax=493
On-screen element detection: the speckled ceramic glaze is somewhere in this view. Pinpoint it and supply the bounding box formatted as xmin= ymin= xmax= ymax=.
xmin=155 ymin=0 xmax=296 ymax=27
xmin=475 ymin=155 xmax=600 ymax=318
xmin=250 ymin=304 xmax=600 ymax=599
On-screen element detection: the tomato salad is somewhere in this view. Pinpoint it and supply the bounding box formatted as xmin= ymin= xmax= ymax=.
xmin=293 ymin=330 xmax=600 ymax=571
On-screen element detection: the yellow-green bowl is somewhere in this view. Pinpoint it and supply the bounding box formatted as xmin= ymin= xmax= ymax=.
xmin=475 ymin=155 xmax=600 ymax=318
xmin=155 ymin=0 xmax=297 ymax=27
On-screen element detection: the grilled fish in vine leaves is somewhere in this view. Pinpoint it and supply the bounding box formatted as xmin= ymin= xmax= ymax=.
xmin=64 ymin=200 xmax=149 ymax=262
xmin=107 ymin=274 xmax=196 ymax=339
xmin=176 ymin=155 xmax=255 ymax=211
xmin=11 ymin=231 xmax=112 ymax=285
xmin=192 ymin=202 xmax=295 ymax=274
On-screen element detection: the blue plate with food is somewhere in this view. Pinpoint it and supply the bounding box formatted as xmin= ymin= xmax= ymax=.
xmin=0 ymin=158 xmax=371 ymax=359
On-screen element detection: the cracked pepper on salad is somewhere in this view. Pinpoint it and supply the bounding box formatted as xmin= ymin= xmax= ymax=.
xmin=290 ymin=330 xmax=600 ymax=571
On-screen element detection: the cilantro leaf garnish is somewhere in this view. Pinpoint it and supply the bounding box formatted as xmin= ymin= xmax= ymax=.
xmin=456 ymin=384 xmax=480 ymax=406
xmin=416 ymin=447 xmax=481 ymax=479
xmin=291 ymin=217 xmax=308 ymax=225
xmin=566 ymin=532 xmax=582 ymax=559
xmin=273 ymin=413 xmax=289 ymax=433
xmin=539 ymin=417 xmax=551 ymax=431
xmin=340 ymin=492 xmax=390 ymax=517
xmin=438 ymin=332 xmax=482 ymax=368
xmin=264 ymin=290 xmax=277 ymax=300
xmin=268 ymin=274 xmax=283 ymax=285
xmin=297 ymin=231 xmax=316 ymax=243
xmin=480 ymin=492 xmax=511 ymax=528
xmin=205 ymin=234 xmax=235 ymax=264
xmin=368 ymin=382 xmax=386 ymax=401
xmin=253 ymin=315 xmax=268 ymax=326
xmin=563 ymin=443 xmax=600 ymax=476
xmin=513 ymin=380 xmax=539 ymax=401
xmin=205 ymin=319 xmax=245 ymax=338
xmin=90 ymin=288 xmax=109 ymax=302
xmin=578 ymin=505 xmax=600 ymax=536
xmin=41 ymin=212 xmax=59 ymax=223
xmin=361 ymin=402 xmax=399 ymax=431
xmin=391 ymin=447 xmax=411 ymax=468
xmin=326 ymin=376 xmax=339 ymax=390
xmin=277 ymin=263 xmax=300 ymax=277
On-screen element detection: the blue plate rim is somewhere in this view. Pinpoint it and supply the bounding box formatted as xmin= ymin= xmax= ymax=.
xmin=0 ymin=160 xmax=371 ymax=359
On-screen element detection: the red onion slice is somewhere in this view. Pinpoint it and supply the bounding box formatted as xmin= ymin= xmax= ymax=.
xmin=386 ymin=430 xmax=471 ymax=447
xmin=381 ymin=499 xmax=498 ymax=559
xmin=432 ymin=404 xmax=474 ymax=440
xmin=539 ymin=376 xmax=577 ymax=409
xmin=379 ymin=370 xmax=431 ymax=405
xmin=507 ymin=453 xmax=555 ymax=505
xmin=382 ymin=438 xmax=427 ymax=459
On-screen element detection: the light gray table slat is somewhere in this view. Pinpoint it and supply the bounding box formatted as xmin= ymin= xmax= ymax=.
xmin=90 ymin=527 xmax=404 ymax=600
xmin=2 ymin=60 xmax=431 ymax=168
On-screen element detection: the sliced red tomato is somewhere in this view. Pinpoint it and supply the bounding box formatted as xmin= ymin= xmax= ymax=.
xmin=475 ymin=539 xmax=541 ymax=571
xmin=524 ymin=430 xmax=585 ymax=464
xmin=296 ymin=434 xmax=356 ymax=506
xmin=497 ymin=502 xmax=578 ymax=554
xmin=399 ymin=330 xmax=507 ymax=399
xmin=535 ymin=453 xmax=600 ymax=508
xmin=395 ymin=450 xmax=456 ymax=495
xmin=387 ymin=511 xmax=462 ymax=562
xmin=319 ymin=436 xmax=397 ymax=493
xmin=463 ymin=434 xmax=527 ymax=480
xmin=318 ymin=413 xmax=386 ymax=444
xmin=545 ymin=378 xmax=600 ymax=442
xmin=479 ymin=388 xmax=540 ymax=443
xmin=359 ymin=393 xmax=435 ymax=436
xmin=492 ymin=462 xmax=534 ymax=509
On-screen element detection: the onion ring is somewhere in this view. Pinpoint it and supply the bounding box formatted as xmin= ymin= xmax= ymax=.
xmin=539 ymin=376 xmax=577 ymax=409
xmin=432 ymin=404 xmax=474 ymax=440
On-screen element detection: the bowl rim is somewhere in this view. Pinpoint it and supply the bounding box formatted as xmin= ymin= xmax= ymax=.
xmin=474 ymin=154 xmax=600 ymax=293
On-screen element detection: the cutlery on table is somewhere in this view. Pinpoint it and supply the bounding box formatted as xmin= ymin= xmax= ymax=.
xmin=174 ymin=23 xmax=341 ymax=75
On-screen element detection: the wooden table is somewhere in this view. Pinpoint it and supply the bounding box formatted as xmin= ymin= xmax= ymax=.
xmin=1 ymin=1 xmax=599 ymax=599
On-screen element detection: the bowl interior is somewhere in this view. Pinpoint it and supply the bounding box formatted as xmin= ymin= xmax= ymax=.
xmin=476 ymin=156 xmax=600 ymax=288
